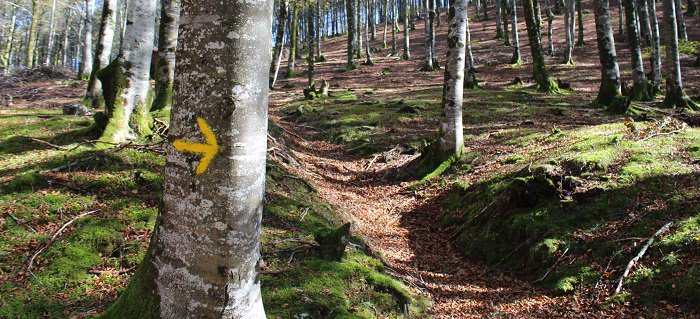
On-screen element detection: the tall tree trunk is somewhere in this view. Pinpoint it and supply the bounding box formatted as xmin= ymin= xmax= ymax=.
xmin=1 ymin=7 xmax=16 ymax=74
xmin=687 ymin=0 xmax=698 ymax=14
xmin=26 ymin=0 xmax=39 ymax=69
xmin=593 ymin=0 xmax=626 ymax=111
xmin=402 ymin=0 xmax=411 ymax=59
xmin=102 ymin=0 xmax=273 ymax=316
xmin=496 ymin=0 xmax=504 ymax=38
xmin=618 ymin=0 xmax=626 ymax=40
xmin=391 ymin=0 xmax=398 ymax=55
xmin=152 ymin=0 xmax=181 ymax=111
xmin=637 ymin=0 xmax=652 ymax=45
xmin=79 ymin=0 xmax=94 ymax=79
xmin=484 ymin=0 xmax=489 ymax=19
xmin=85 ymin=0 xmax=117 ymax=109
xmin=308 ymin=1 xmax=316 ymax=86
xmin=662 ymin=0 xmax=697 ymax=109
xmin=464 ymin=13 xmax=478 ymax=88
xmin=623 ymin=0 xmax=650 ymax=100
xmin=383 ymin=0 xmax=390 ymax=47
xmin=61 ymin=11 xmax=70 ymax=66
xmin=422 ymin=0 xmax=434 ymax=69
xmin=523 ymin=0 xmax=559 ymax=92
xmin=546 ymin=0 xmax=554 ymax=55
xmin=357 ymin=0 xmax=363 ymax=57
xmin=649 ymin=0 xmax=662 ymax=89
xmin=503 ymin=0 xmax=511 ymax=45
xmin=347 ymin=0 xmax=359 ymax=68
xmin=430 ymin=0 xmax=438 ymax=65
xmin=364 ymin=0 xmax=375 ymax=64
xmin=534 ymin=0 xmax=543 ymax=39
xmin=510 ymin=0 xmax=521 ymax=63
xmin=287 ymin=1 xmax=299 ymax=77
xmin=371 ymin=0 xmax=377 ymax=40
xmin=271 ymin=0 xmax=288 ymax=88
xmin=317 ymin=0 xmax=324 ymax=58
xmin=44 ymin=0 xmax=57 ymax=66
xmin=440 ymin=0 xmax=466 ymax=155
xmin=673 ymin=0 xmax=686 ymax=40
xmin=575 ymin=0 xmax=586 ymax=45
xmin=97 ymin=0 xmax=157 ymax=144
xmin=563 ymin=0 xmax=575 ymax=64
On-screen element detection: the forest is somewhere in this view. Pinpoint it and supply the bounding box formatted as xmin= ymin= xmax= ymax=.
xmin=0 ymin=0 xmax=698 ymax=317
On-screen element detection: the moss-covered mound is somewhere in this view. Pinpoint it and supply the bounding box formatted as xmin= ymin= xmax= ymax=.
xmin=442 ymin=121 xmax=700 ymax=310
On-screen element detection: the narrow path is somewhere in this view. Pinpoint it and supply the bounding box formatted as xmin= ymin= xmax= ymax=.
xmin=269 ymin=108 xmax=585 ymax=318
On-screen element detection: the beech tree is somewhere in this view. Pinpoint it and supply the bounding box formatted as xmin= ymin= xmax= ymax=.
xmin=152 ymin=0 xmax=181 ymax=111
xmin=464 ymin=13 xmax=478 ymax=88
xmin=85 ymin=0 xmax=116 ymax=109
xmin=78 ymin=0 xmax=94 ymax=79
xmin=545 ymin=0 xmax=555 ymax=55
xmin=96 ymin=0 xmax=157 ymax=144
xmin=422 ymin=0 xmax=435 ymax=70
xmin=402 ymin=0 xmax=411 ymax=59
xmin=270 ymin=0 xmax=288 ymax=88
xmin=287 ymin=1 xmax=300 ymax=77
xmin=563 ymin=0 xmax=575 ymax=64
xmin=661 ymin=0 xmax=698 ymax=109
xmin=674 ymin=0 xmax=686 ymax=40
xmin=363 ymin=0 xmax=374 ymax=65
xmin=510 ymin=0 xmax=521 ymax=64
xmin=623 ymin=0 xmax=651 ymax=100
xmin=649 ymin=0 xmax=662 ymax=91
xmin=592 ymin=0 xmax=626 ymax=112
xmin=440 ymin=0 xmax=467 ymax=155
xmin=522 ymin=0 xmax=560 ymax=92
xmin=347 ymin=0 xmax=358 ymax=69
xmin=102 ymin=0 xmax=273 ymax=316
xmin=26 ymin=0 xmax=38 ymax=68
xmin=0 ymin=5 xmax=16 ymax=74
xmin=502 ymin=0 xmax=511 ymax=46
xmin=637 ymin=0 xmax=652 ymax=45
xmin=575 ymin=0 xmax=585 ymax=45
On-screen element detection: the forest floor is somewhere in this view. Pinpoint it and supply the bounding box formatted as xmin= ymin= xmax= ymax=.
xmin=0 ymin=2 xmax=699 ymax=318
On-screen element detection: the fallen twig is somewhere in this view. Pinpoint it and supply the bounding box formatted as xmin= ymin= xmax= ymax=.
xmin=532 ymin=247 xmax=570 ymax=283
xmin=88 ymin=266 xmax=137 ymax=275
xmin=26 ymin=137 xmax=70 ymax=150
xmin=27 ymin=210 xmax=99 ymax=277
xmin=614 ymin=221 xmax=673 ymax=294
xmin=640 ymin=129 xmax=683 ymax=141
xmin=6 ymin=213 xmax=37 ymax=232
xmin=277 ymin=125 xmax=308 ymax=143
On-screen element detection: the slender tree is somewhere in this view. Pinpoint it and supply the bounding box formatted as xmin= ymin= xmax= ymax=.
xmin=152 ymin=0 xmax=181 ymax=111
xmin=391 ymin=0 xmax=398 ymax=55
xmin=687 ymin=0 xmax=698 ymax=14
xmin=79 ymin=0 xmax=94 ymax=79
xmin=383 ymin=0 xmax=390 ymax=47
xmin=563 ymin=0 xmax=575 ymax=64
xmin=422 ymin=0 xmax=435 ymax=70
xmin=510 ymin=0 xmax=521 ymax=63
xmin=546 ymin=0 xmax=555 ymax=55
xmin=662 ymin=0 xmax=697 ymax=109
xmin=0 ymin=6 xmax=16 ymax=74
xmin=402 ymin=0 xmax=411 ymax=59
xmin=649 ymin=0 xmax=662 ymax=90
xmin=317 ymin=0 xmax=324 ymax=59
xmin=308 ymin=0 xmax=316 ymax=86
xmin=85 ymin=0 xmax=117 ymax=109
xmin=575 ymin=0 xmax=585 ymax=45
xmin=287 ymin=1 xmax=299 ymax=77
xmin=364 ymin=0 xmax=375 ymax=64
xmin=464 ymin=13 xmax=478 ymax=88
xmin=44 ymin=0 xmax=58 ymax=65
xmin=623 ymin=0 xmax=651 ymax=100
xmin=271 ymin=0 xmax=288 ymax=88
xmin=674 ymin=0 xmax=686 ymax=40
xmin=503 ymin=0 xmax=511 ymax=45
xmin=637 ymin=0 xmax=652 ymax=45
xmin=440 ymin=0 xmax=467 ymax=155
xmin=96 ymin=0 xmax=157 ymax=144
xmin=618 ymin=0 xmax=626 ymax=40
xmin=347 ymin=0 xmax=359 ymax=68
xmin=593 ymin=0 xmax=627 ymax=112
xmin=26 ymin=0 xmax=39 ymax=68
xmin=523 ymin=0 xmax=560 ymax=92
xmin=429 ymin=0 xmax=438 ymax=66
xmin=102 ymin=0 xmax=273 ymax=316
xmin=496 ymin=0 xmax=504 ymax=38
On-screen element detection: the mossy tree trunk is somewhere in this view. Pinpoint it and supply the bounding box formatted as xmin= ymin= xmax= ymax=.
xmin=317 ymin=0 xmax=324 ymax=58
xmin=503 ymin=0 xmax=511 ymax=46
xmin=97 ymin=0 xmax=157 ymax=145
xmin=102 ymin=0 xmax=273 ymax=316
xmin=661 ymin=0 xmax=698 ymax=109
xmin=270 ymin=0 xmax=288 ymax=88
xmin=0 ymin=7 xmax=16 ymax=75
xmin=575 ymin=0 xmax=586 ymax=45
xmin=637 ymin=0 xmax=652 ymax=45
xmin=85 ymin=0 xmax=116 ymax=109
xmin=25 ymin=0 xmax=39 ymax=69
xmin=347 ymin=0 xmax=359 ymax=69
xmin=510 ymin=0 xmax=521 ymax=63
xmin=402 ymin=0 xmax=411 ymax=59
xmin=563 ymin=0 xmax=575 ymax=64
xmin=287 ymin=1 xmax=299 ymax=77
xmin=151 ymin=0 xmax=181 ymax=111
xmin=523 ymin=0 xmax=559 ymax=92
xmin=440 ymin=0 xmax=466 ymax=155
xmin=674 ymin=0 xmax=686 ymax=40
xmin=623 ymin=0 xmax=651 ymax=100
xmin=79 ymin=0 xmax=94 ymax=79
xmin=649 ymin=0 xmax=662 ymax=90
xmin=308 ymin=0 xmax=316 ymax=86
xmin=496 ymin=0 xmax=504 ymax=38
xmin=593 ymin=0 xmax=626 ymax=112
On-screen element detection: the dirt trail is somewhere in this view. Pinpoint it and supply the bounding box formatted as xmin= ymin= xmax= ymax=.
xmin=268 ymin=111 xmax=584 ymax=317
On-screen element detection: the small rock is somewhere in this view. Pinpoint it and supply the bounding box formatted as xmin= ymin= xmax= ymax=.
xmin=62 ymin=104 xmax=89 ymax=116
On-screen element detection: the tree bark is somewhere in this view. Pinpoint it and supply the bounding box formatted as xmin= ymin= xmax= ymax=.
xmin=510 ymin=0 xmax=521 ymax=63
xmin=575 ymin=0 xmax=586 ymax=45
xmin=649 ymin=0 xmax=662 ymax=89
xmin=563 ymin=0 xmax=575 ymax=64
xmin=383 ymin=0 xmax=390 ymax=47
xmin=317 ymin=0 xmax=324 ymax=58
xmin=496 ymin=0 xmax=504 ymax=38
xmin=308 ymin=1 xmax=316 ymax=86
xmin=44 ymin=0 xmax=58 ymax=66
xmin=637 ymin=0 xmax=652 ymax=45
xmin=662 ymin=0 xmax=697 ymax=109
xmin=79 ymin=0 xmax=94 ymax=79
xmin=464 ymin=13 xmax=478 ymax=88
xmin=440 ymin=0 xmax=466 ymax=155
xmin=673 ymin=0 xmax=686 ymax=40
xmin=402 ymin=0 xmax=411 ymax=59
xmin=0 ymin=6 xmax=16 ymax=75
xmin=391 ymin=0 xmax=398 ymax=55
xmin=546 ymin=0 xmax=554 ymax=55
xmin=593 ymin=0 xmax=625 ymax=111
xmin=26 ymin=0 xmax=39 ymax=69
xmin=270 ymin=0 xmax=288 ymax=88
xmin=523 ymin=0 xmax=559 ymax=92
xmin=86 ymin=0 xmax=117 ymax=109
xmin=102 ymin=0 xmax=273 ymax=316
xmin=97 ymin=0 xmax=157 ymax=144
xmin=618 ymin=0 xmax=626 ymax=41
xmin=287 ymin=1 xmax=299 ymax=77
xmin=347 ymin=0 xmax=359 ymax=68
xmin=503 ymin=0 xmax=511 ymax=45
xmin=422 ymin=0 xmax=434 ymax=69
xmin=152 ymin=0 xmax=181 ymax=111
xmin=623 ymin=0 xmax=650 ymax=100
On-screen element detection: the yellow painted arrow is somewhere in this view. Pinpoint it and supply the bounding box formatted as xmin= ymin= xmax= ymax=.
xmin=173 ymin=117 xmax=219 ymax=176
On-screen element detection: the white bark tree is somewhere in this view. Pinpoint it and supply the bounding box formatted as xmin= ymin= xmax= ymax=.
xmin=79 ymin=0 xmax=94 ymax=79
xmin=440 ymin=0 xmax=467 ymax=155
xmin=152 ymin=0 xmax=182 ymax=111
xmin=85 ymin=0 xmax=116 ymax=108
